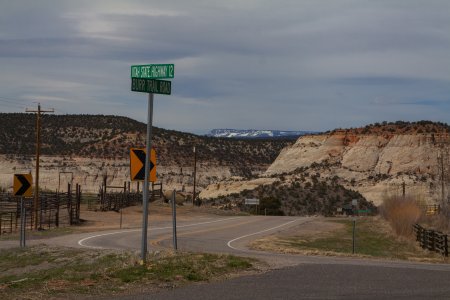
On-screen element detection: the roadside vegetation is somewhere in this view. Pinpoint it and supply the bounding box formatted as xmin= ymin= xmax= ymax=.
xmin=379 ymin=194 xmax=423 ymax=236
xmin=0 ymin=113 xmax=292 ymax=175
xmin=0 ymin=246 xmax=257 ymax=299
xmin=251 ymin=217 xmax=446 ymax=262
xmin=205 ymin=171 xmax=376 ymax=216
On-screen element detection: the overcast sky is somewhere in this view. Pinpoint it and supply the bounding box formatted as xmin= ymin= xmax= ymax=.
xmin=0 ymin=1 xmax=449 ymax=134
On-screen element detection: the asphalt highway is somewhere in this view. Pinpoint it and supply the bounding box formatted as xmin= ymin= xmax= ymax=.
xmin=4 ymin=215 xmax=450 ymax=299
xmin=73 ymin=215 xmax=450 ymax=299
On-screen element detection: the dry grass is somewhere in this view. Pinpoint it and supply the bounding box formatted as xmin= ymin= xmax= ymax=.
xmin=251 ymin=217 xmax=446 ymax=262
xmin=0 ymin=246 xmax=258 ymax=299
xmin=380 ymin=195 xmax=423 ymax=237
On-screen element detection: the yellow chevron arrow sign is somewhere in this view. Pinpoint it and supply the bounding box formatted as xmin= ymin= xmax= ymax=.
xmin=130 ymin=148 xmax=156 ymax=182
xmin=13 ymin=174 xmax=33 ymax=197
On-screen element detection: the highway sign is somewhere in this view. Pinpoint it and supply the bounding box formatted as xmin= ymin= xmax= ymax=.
xmin=13 ymin=174 xmax=32 ymax=197
xmin=131 ymin=64 xmax=174 ymax=79
xmin=130 ymin=148 xmax=156 ymax=182
xmin=245 ymin=198 xmax=260 ymax=205
xmin=131 ymin=78 xmax=171 ymax=95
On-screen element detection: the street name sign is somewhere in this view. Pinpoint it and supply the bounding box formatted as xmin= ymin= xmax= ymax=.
xmin=131 ymin=64 xmax=174 ymax=79
xmin=130 ymin=148 xmax=157 ymax=182
xmin=131 ymin=78 xmax=171 ymax=95
xmin=130 ymin=63 xmax=173 ymax=263
xmin=13 ymin=174 xmax=32 ymax=197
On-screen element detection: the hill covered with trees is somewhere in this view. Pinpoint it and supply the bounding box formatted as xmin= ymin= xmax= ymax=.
xmin=0 ymin=113 xmax=293 ymax=175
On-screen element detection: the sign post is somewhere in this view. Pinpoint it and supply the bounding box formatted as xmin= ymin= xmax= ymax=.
xmin=20 ymin=197 xmax=25 ymax=247
xmin=131 ymin=63 xmax=174 ymax=263
xmin=171 ymin=190 xmax=178 ymax=251
xmin=140 ymin=93 xmax=153 ymax=262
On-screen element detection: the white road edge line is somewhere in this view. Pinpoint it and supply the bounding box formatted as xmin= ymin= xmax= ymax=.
xmin=78 ymin=217 xmax=242 ymax=249
xmin=227 ymin=219 xmax=298 ymax=251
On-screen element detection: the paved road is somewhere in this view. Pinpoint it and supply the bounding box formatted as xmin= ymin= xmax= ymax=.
xmin=72 ymin=214 xmax=450 ymax=299
xmin=3 ymin=215 xmax=450 ymax=299
xmin=77 ymin=215 xmax=304 ymax=256
xmin=117 ymin=264 xmax=450 ymax=300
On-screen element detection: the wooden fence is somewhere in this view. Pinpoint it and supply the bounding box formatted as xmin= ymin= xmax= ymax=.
xmin=90 ymin=181 xmax=164 ymax=211
xmin=0 ymin=184 xmax=81 ymax=235
xmin=413 ymin=224 xmax=448 ymax=257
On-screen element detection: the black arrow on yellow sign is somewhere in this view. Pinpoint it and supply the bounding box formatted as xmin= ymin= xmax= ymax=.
xmin=130 ymin=148 xmax=156 ymax=182
xmin=13 ymin=174 xmax=33 ymax=197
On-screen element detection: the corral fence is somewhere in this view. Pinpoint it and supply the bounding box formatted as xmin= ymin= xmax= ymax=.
xmin=89 ymin=181 xmax=163 ymax=211
xmin=413 ymin=224 xmax=448 ymax=257
xmin=0 ymin=183 xmax=81 ymax=235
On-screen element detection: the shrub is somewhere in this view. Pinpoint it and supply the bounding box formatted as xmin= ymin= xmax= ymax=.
xmin=259 ymin=197 xmax=284 ymax=216
xmin=380 ymin=195 xmax=422 ymax=236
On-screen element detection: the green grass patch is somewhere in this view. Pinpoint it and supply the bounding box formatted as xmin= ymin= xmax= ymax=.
xmin=267 ymin=217 xmax=444 ymax=261
xmin=112 ymin=252 xmax=255 ymax=283
xmin=0 ymin=246 xmax=256 ymax=299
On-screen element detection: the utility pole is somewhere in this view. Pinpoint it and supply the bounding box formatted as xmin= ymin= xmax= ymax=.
xmin=402 ymin=181 xmax=406 ymax=198
xmin=193 ymin=146 xmax=197 ymax=205
xmin=437 ymin=150 xmax=446 ymax=207
xmin=26 ymin=103 xmax=54 ymax=229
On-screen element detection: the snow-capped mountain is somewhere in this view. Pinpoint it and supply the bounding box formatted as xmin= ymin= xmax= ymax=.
xmin=207 ymin=129 xmax=316 ymax=139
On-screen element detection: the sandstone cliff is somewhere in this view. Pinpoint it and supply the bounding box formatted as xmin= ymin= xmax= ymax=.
xmin=201 ymin=122 xmax=450 ymax=206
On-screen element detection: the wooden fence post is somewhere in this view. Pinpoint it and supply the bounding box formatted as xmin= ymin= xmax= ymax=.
xmin=68 ymin=183 xmax=72 ymax=225
xmin=56 ymin=191 xmax=59 ymax=227
xmin=445 ymin=235 xmax=449 ymax=257
xmin=77 ymin=184 xmax=81 ymax=221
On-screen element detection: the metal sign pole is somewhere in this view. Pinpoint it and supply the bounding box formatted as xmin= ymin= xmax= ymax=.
xmin=141 ymin=93 xmax=154 ymax=263
xmin=23 ymin=202 xmax=26 ymax=247
xmin=20 ymin=197 xmax=23 ymax=247
xmin=352 ymin=218 xmax=356 ymax=254
xmin=20 ymin=197 xmax=25 ymax=247
xmin=172 ymin=190 xmax=178 ymax=250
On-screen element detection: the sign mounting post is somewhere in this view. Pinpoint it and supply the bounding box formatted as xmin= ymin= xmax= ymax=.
xmin=131 ymin=63 xmax=174 ymax=263
xmin=141 ymin=92 xmax=153 ymax=262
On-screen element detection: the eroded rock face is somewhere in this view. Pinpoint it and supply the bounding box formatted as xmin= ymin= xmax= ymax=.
xmin=265 ymin=133 xmax=443 ymax=205
xmin=267 ymin=134 xmax=435 ymax=175
xmin=0 ymin=155 xmax=267 ymax=195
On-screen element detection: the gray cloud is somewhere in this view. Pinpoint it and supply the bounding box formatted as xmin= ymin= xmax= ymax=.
xmin=0 ymin=0 xmax=449 ymax=133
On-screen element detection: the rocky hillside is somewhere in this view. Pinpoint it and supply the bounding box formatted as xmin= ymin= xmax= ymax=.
xmin=0 ymin=113 xmax=293 ymax=193
xmin=202 ymin=171 xmax=376 ymax=216
xmin=202 ymin=121 xmax=450 ymax=207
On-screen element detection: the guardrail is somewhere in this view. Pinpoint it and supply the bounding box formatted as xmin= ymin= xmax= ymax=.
xmin=413 ymin=224 xmax=448 ymax=257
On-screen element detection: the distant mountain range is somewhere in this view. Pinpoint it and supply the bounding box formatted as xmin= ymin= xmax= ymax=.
xmin=207 ymin=129 xmax=316 ymax=139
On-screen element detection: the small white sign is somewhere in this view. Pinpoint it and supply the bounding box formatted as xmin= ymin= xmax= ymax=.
xmin=352 ymin=199 xmax=358 ymax=206
xmin=245 ymin=198 xmax=260 ymax=205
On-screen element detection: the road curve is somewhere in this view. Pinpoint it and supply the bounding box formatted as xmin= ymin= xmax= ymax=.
xmin=4 ymin=214 xmax=450 ymax=299
xmin=76 ymin=214 xmax=450 ymax=300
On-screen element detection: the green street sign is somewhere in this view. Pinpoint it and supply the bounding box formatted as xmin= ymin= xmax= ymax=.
xmin=131 ymin=64 xmax=174 ymax=79
xmin=131 ymin=78 xmax=171 ymax=95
